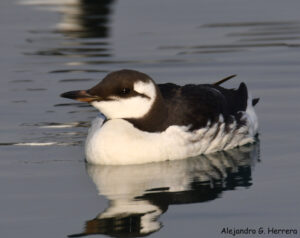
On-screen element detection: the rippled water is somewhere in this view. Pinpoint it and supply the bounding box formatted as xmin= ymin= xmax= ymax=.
xmin=1 ymin=0 xmax=300 ymax=237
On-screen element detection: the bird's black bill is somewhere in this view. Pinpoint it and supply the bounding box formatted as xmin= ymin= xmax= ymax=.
xmin=60 ymin=90 xmax=99 ymax=102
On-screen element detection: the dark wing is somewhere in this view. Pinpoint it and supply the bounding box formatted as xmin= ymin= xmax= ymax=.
xmin=158 ymin=82 xmax=250 ymax=130
xmin=157 ymin=83 xmax=181 ymax=100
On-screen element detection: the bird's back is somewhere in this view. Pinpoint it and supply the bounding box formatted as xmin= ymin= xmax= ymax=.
xmin=158 ymin=81 xmax=252 ymax=131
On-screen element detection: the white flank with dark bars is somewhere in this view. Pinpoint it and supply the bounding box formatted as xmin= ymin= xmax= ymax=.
xmin=61 ymin=69 xmax=259 ymax=165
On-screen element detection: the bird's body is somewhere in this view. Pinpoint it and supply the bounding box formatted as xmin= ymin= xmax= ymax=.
xmin=61 ymin=69 xmax=259 ymax=165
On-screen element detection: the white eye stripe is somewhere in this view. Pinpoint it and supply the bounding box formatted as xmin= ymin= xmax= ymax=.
xmin=134 ymin=81 xmax=156 ymax=99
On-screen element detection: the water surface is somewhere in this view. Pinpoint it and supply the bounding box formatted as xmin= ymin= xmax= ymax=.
xmin=1 ymin=0 xmax=300 ymax=237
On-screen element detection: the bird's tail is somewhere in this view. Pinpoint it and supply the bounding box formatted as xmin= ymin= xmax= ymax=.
xmin=252 ymin=98 xmax=260 ymax=106
xmin=213 ymin=75 xmax=237 ymax=86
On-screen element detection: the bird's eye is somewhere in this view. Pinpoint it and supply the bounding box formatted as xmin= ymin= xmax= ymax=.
xmin=121 ymin=88 xmax=131 ymax=94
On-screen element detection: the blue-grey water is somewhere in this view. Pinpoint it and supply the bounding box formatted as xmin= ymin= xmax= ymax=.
xmin=1 ymin=0 xmax=300 ymax=237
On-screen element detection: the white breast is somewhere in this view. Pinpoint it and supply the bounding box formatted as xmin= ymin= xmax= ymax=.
xmin=85 ymin=96 xmax=258 ymax=165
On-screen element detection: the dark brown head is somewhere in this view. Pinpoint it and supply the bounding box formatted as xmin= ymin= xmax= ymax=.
xmin=61 ymin=69 xmax=159 ymax=119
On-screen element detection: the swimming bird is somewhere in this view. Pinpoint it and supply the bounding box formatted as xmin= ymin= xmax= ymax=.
xmin=61 ymin=69 xmax=259 ymax=165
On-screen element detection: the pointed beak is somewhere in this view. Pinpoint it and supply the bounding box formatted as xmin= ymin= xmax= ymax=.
xmin=60 ymin=90 xmax=100 ymax=102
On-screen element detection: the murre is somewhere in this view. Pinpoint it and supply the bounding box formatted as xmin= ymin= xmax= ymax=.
xmin=61 ymin=69 xmax=259 ymax=165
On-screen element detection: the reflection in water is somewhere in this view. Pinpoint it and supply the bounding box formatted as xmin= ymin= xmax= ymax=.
xmin=21 ymin=0 xmax=115 ymax=61
xmin=22 ymin=0 xmax=115 ymax=38
xmin=56 ymin=0 xmax=115 ymax=39
xmin=69 ymin=143 xmax=260 ymax=237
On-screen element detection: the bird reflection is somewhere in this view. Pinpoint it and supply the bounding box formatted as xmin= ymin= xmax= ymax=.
xmin=21 ymin=0 xmax=115 ymax=39
xmin=69 ymin=142 xmax=260 ymax=237
xmin=22 ymin=0 xmax=115 ymax=60
xmin=56 ymin=0 xmax=115 ymax=38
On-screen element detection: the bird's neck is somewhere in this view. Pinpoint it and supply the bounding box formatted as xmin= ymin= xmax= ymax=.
xmin=125 ymin=89 xmax=168 ymax=132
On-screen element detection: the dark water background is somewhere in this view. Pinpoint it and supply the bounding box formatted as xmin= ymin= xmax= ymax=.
xmin=1 ymin=0 xmax=300 ymax=237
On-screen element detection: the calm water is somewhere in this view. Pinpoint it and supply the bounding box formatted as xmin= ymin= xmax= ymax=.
xmin=1 ymin=0 xmax=300 ymax=237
